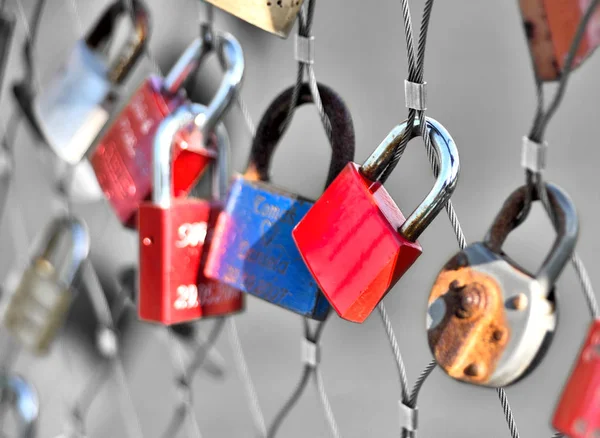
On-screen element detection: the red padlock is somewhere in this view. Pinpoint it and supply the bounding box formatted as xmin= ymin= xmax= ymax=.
xmin=292 ymin=118 xmax=460 ymax=323
xmin=553 ymin=319 xmax=600 ymax=437
xmin=91 ymin=32 xmax=244 ymax=228
xmin=138 ymin=104 xmax=242 ymax=325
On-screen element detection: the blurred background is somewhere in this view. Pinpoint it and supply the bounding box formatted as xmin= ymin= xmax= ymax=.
xmin=0 ymin=0 xmax=599 ymax=436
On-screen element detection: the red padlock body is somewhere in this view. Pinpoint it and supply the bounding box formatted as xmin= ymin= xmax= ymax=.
xmin=519 ymin=0 xmax=600 ymax=81
xmin=91 ymin=76 xmax=217 ymax=228
xmin=138 ymin=199 xmax=210 ymax=325
xmin=198 ymin=203 xmax=244 ymax=317
xmin=552 ymin=319 xmax=600 ymax=437
xmin=292 ymin=163 xmax=422 ymax=323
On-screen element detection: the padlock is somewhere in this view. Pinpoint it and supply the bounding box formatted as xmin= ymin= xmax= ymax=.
xmin=1 ymin=216 xmax=90 ymax=355
xmin=204 ymin=0 xmax=304 ymax=38
xmin=138 ymin=103 xmax=242 ymax=325
xmin=204 ymin=83 xmax=355 ymax=320
xmin=31 ymin=0 xmax=149 ymax=165
xmin=292 ymin=118 xmax=460 ymax=323
xmin=552 ymin=319 xmax=600 ymax=437
xmin=519 ymin=0 xmax=600 ymax=81
xmin=91 ymin=31 xmax=244 ymax=228
xmin=0 ymin=373 xmax=39 ymax=438
xmin=427 ymin=183 xmax=578 ymax=387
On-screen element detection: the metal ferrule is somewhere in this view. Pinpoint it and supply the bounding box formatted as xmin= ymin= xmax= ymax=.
xmin=35 ymin=216 xmax=90 ymax=289
xmin=0 ymin=373 xmax=39 ymax=438
xmin=361 ymin=117 xmax=460 ymax=242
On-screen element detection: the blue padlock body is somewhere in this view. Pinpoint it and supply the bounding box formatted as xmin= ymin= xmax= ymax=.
xmin=204 ymin=176 xmax=330 ymax=320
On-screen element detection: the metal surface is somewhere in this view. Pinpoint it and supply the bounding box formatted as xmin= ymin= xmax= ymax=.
xmin=0 ymin=374 xmax=38 ymax=438
xmin=521 ymin=136 xmax=547 ymax=173
xmin=361 ymin=117 xmax=459 ymax=241
xmin=152 ymin=104 xmax=228 ymax=208
xmin=404 ymin=80 xmax=427 ymax=111
xmin=552 ymin=319 xmax=600 ymax=438
xmin=428 ymin=183 xmax=578 ymax=387
xmin=33 ymin=0 xmax=150 ymax=165
xmin=518 ymin=0 xmax=600 ymax=81
xmin=0 ymin=11 xmax=15 ymax=94
xmin=204 ymin=0 xmax=304 ymax=38
xmin=1 ymin=216 xmax=89 ymax=354
xmin=204 ymin=177 xmax=329 ymax=319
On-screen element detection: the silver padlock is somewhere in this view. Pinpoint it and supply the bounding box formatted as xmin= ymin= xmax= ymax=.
xmin=33 ymin=0 xmax=150 ymax=165
xmin=2 ymin=216 xmax=90 ymax=355
xmin=0 ymin=373 xmax=39 ymax=438
xmin=427 ymin=183 xmax=578 ymax=387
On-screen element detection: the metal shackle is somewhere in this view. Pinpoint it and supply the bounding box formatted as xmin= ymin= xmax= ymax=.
xmin=0 ymin=373 xmax=39 ymax=438
xmin=361 ymin=117 xmax=460 ymax=242
xmin=163 ymin=32 xmax=244 ymax=139
xmin=84 ymin=0 xmax=150 ymax=84
xmin=484 ymin=183 xmax=579 ymax=295
xmin=152 ymin=104 xmax=229 ymax=208
xmin=33 ymin=216 xmax=90 ymax=289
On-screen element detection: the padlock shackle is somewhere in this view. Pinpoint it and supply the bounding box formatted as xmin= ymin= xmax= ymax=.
xmin=163 ymin=32 xmax=243 ymax=141
xmin=152 ymin=103 xmax=227 ymax=207
xmin=0 ymin=373 xmax=39 ymax=438
xmin=484 ymin=183 xmax=579 ymax=294
xmin=244 ymin=83 xmax=355 ymax=188
xmin=34 ymin=216 xmax=90 ymax=289
xmin=363 ymin=117 xmax=459 ymax=242
xmin=84 ymin=0 xmax=150 ymax=84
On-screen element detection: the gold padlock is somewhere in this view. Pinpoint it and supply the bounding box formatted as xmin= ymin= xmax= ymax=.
xmin=205 ymin=0 xmax=304 ymax=38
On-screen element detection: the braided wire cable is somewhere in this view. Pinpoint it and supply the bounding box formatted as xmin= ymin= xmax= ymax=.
xmin=315 ymin=367 xmax=341 ymax=438
xmin=267 ymin=317 xmax=330 ymax=438
xmin=227 ymin=318 xmax=267 ymax=437
xmin=377 ymin=302 xmax=410 ymax=401
xmin=408 ymin=359 xmax=436 ymax=407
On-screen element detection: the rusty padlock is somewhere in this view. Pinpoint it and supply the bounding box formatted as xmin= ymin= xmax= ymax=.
xmin=519 ymin=0 xmax=600 ymax=81
xmin=91 ymin=31 xmax=243 ymax=228
xmin=552 ymin=319 xmax=600 ymax=437
xmin=427 ymin=183 xmax=578 ymax=387
xmin=138 ymin=103 xmax=241 ymax=325
xmin=0 ymin=373 xmax=39 ymax=438
xmin=1 ymin=216 xmax=90 ymax=355
xmin=204 ymin=0 xmax=304 ymax=38
xmin=31 ymin=0 xmax=149 ymax=164
xmin=204 ymin=83 xmax=355 ymax=320
xmin=292 ymin=118 xmax=459 ymax=323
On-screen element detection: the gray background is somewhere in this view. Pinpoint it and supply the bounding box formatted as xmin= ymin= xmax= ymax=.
xmin=0 ymin=0 xmax=599 ymax=437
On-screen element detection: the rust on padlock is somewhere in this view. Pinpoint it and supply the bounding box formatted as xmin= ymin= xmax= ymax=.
xmin=519 ymin=0 xmax=600 ymax=81
xmin=428 ymin=256 xmax=510 ymax=384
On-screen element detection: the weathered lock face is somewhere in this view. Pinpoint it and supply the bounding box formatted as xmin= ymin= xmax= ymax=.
xmin=91 ymin=80 xmax=217 ymax=228
xmin=204 ymin=177 xmax=330 ymax=320
xmin=2 ymin=258 xmax=73 ymax=355
xmin=293 ymin=118 xmax=459 ymax=324
xmin=553 ymin=319 xmax=600 ymax=438
xmin=204 ymin=0 xmax=305 ymax=38
xmin=519 ymin=0 xmax=600 ymax=81
xmin=35 ymin=41 xmax=112 ymax=165
xmin=427 ymin=244 xmax=556 ymax=387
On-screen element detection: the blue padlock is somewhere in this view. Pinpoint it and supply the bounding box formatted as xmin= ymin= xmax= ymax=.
xmin=204 ymin=83 xmax=355 ymax=320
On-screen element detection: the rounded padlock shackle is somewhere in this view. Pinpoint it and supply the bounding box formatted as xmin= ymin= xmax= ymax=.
xmin=484 ymin=182 xmax=579 ymax=294
xmin=163 ymin=32 xmax=244 ymax=139
xmin=152 ymin=104 xmax=229 ymax=208
xmin=84 ymin=0 xmax=150 ymax=84
xmin=0 ymin=373 xmax=39 ymax=438
xmin=361 ymin=117 xmax=459 ymax=242
xmin=244 ymin=83 xmax=355 ymax=189
xmin=34 ymin=216 xmax=90 ymax=289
